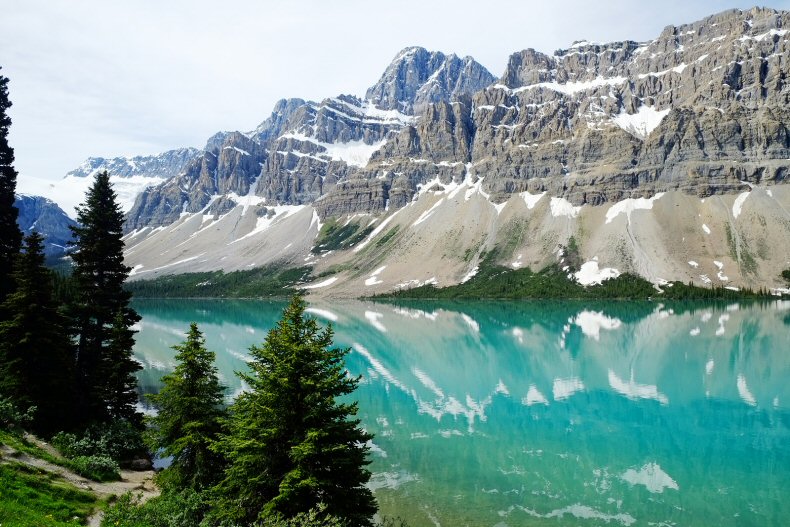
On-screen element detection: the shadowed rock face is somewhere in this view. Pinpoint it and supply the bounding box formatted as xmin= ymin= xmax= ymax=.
xmin=14 ymin=195 xmax=77 ymax=258
xmin=365 ymin=46 xmax=496 ymax=114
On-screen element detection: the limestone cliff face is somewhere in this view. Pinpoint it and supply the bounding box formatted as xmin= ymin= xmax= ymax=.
xmin=314 ymin=7 xmax=790 ymax=214
xmin=466 ymin=7 xmax=790 ymax=204
xmin=124 ymin=132 xmax=266 ymax=230
xmin=124 ymin=47 xmax=494 ymax=230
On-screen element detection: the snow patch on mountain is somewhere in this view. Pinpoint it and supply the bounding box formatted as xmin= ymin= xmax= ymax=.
xmin=550 ymin=197 xmax=582 ymax=218
xmin=613 ymin=106 xmax=671 ymax=140
xmin=575 ymin=261 xmax=620 ymax=285
xmin=228 ymin=205 xmax=305 ymax=244
xmin=521 ymin=191 xmax=546 ymax=209
xmin=605 ymin=193 xmax=665 ymax=223
xmin=495 ymin=76 xmax=628 ymax=96
xmin=279 ymin=132 xmax=387 ymax=167
xmin=732 ymin=191 xmax=750 ymax=219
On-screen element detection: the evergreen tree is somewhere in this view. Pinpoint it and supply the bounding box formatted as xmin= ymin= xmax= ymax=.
xmin=147 ymin=323 xmax=226 ymax=491
xmin=0 ymin=232 xmax=75 ymax=435
xmin=214 ymin=295 xmax=376 ymax=526
xmin=0 ymin=70 xmax=23 ymax=302
xmin=69 ymin=170 xmax=141 ymax=426
xmin=105 ymin=311 xmax=143 ymax=426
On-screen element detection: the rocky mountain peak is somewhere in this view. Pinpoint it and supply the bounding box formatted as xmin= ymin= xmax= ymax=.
xmin=66 ymin=148 xmax=201 ymax=180
xmin=250 ymin=97 xmax=310 ymax=143
xmin=499 ymin=48 xmax=555 ymax=89
xmin=365 ymin=46 xmax=495 ymax=114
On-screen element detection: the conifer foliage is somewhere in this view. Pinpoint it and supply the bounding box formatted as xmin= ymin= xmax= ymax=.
xmin=0 ymin=70 xmax=22 ymax=302
xmin=147 ymin=323 xmax=226 ymax=491
xmin=214 ymin=295 xmax=377 ymax=526
xmin=0 ymin=232 xmax=75 ymax=434
xmin=69 ymin=170 xmax=141 ymax=426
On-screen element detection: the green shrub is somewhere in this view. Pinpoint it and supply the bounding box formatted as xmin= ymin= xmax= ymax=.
xmin=101 ymin=489 xmax=209 ymax=527
xmin=52 ymin=420 xmax=145 ymax=462
xmin=51 ymin=431 xmax=95 ymax=458
xmin=102 ymin=493 xmax=408 ymax=527
xmin=52 ymin=420 xmax=145 ymax=481
xmin=0 ymin=396 xmax=34 ymax=432
xmin=256 ymin=506 xmax=348 ymax=527
xmin=70 ymin=455 xmax=120 ymax=482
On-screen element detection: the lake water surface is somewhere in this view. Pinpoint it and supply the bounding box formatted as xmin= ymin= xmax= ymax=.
xmin=132 ymin=298 xmax=790 ymax=527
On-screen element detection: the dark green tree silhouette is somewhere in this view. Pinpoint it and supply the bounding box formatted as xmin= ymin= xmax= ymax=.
xmin=147 ymin=323 xmax=226 ymax=490
xmin=0 ymin=70 xmax=22 ymax=303
xmin=214 ymin=295 xmax=376 ymax=526
xmin=105 ymin=310 xmax=143 ymax=427
xmin=0 ymin=232 xmax=75 ymax=435
xmin=68 ymin=170 xmax=141 ymax=426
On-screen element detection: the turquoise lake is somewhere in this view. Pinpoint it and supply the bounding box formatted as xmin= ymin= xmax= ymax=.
xmin=131 ymin=298 xmax=790 ymax=526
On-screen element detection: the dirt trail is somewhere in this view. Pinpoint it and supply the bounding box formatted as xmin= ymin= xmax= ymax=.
xmin=0 ymin=438 xmax=158 ymax=527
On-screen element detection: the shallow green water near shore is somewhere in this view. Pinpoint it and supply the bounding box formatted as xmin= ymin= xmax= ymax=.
xmin=132 ymin=298 xmax=790 ymax=526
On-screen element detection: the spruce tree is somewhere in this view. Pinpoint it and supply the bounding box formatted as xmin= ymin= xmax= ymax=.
xmin=0 ymin=70 xmax=23 ymax=302
xmin=69 ymin=170 xmax=141 ymax=426
xmin=0 ymin=232 xmax=75 ymax=435
xmin=105 ymin=311 xmax=143 ymax=426
xmin=214 ymin=295 xmax=377 ymax=526
xmin=147 ymin=323 xmax=226 ymax=490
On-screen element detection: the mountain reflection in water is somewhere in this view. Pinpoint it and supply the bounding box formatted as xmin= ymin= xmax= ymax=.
xmin=133 ymin=298 xmax=790 ymax=527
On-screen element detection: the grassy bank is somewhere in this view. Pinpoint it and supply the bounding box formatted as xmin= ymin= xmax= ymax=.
xmin=0 ymin=452 xmax=98 ymax=527
xmin=0 ymin=462 xmax=97 ymax=526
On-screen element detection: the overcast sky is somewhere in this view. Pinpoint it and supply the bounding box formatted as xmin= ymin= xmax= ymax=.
xmin=3 ymin=0 xmax=789 ymax=183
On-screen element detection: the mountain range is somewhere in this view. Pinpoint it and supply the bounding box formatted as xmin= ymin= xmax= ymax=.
xmin=19 ymin=7 xmax=790 ymax=294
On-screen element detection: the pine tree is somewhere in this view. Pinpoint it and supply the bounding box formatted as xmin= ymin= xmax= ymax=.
xmin=105 ymin=311 xmax=143 ymax=426
xmin=214 ymin=295 xmax=376 ymax=526
xmin=0 ymin=70 xmax=23 ymax=303
xmin=69 ymin=170 xmax=141 ymax=426
xmin=147 ymin=323 xmax=226 ymax=490
xmin=0 ymin=232 xmax=75 ymax=435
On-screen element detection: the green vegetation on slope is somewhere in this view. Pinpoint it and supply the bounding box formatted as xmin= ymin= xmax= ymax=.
xmin=0 ymin=429 xmax=67 ymax=470
xmin=375 ymin=251 xmax=773 ymax=301
xmin=312 ymin=219 xmax=374 ymax=254
xmin=101 ymin=490 xmax=207 ymax=527
xmin=125 ymin=265 xmax=313 ymax=298
xmin=0 ymin=462 xmax=98 ymax=527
